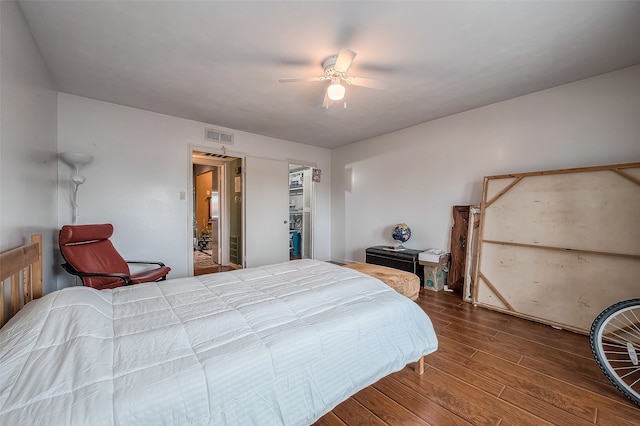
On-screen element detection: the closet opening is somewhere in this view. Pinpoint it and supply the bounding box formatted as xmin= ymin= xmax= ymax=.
xmin=288 ymin=164 xmax=315 ymax=260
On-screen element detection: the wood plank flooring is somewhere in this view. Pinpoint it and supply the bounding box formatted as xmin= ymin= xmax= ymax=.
xmin=314 ymin=289 xmax=639 ymax=425
xmin=193 ymin=250 xmax=235 ymax=276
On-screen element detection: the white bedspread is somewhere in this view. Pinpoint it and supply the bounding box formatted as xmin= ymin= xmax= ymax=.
xmin=0 ymin=259 xmax=437 ymax=425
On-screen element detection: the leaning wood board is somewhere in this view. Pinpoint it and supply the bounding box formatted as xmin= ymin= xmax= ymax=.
xmin=463 ymin=206 xmax=481 ymax=303
xmin=474 ymin=162 xmax=640 ymax=334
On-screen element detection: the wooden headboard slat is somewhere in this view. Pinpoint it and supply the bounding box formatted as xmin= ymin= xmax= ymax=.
xmin=31 ymin=234 xmax=43 ymax=300
xmin=0 ymin=285 xmax=4 ymax=328
xmin=11 ymin=274 xmax=20 ymax=316
xmin=23 ymin=266 xmax=32 ymax=304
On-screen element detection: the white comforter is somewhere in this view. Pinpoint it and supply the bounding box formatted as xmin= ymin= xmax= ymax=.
xmin=0 ymin=259 xmax=437 ymax=425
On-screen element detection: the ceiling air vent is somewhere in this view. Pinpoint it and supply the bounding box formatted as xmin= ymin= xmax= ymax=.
xmin=205 ymin=128 xmax=234 ymax=145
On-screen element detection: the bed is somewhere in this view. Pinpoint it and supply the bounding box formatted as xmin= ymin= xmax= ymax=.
xmin=0 ymin=236 xmax=438 ymax=425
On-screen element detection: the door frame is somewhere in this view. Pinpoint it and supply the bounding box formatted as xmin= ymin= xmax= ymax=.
xmin=288 ymin=159 xmax=317 ymax=260
xmin=188 ymin=145 xmax=244 ymax=275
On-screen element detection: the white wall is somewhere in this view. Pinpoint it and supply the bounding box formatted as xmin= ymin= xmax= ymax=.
xmin=331 ymin=65 xmax=640 ymax=263
xmin=57 ymin=94 xmax=331 ymax=288
xmin=0 ymin=1 xmax=58 ymax=293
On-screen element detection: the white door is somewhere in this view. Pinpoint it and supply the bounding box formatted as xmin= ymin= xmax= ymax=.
xmin=244 ymin=157 xmax=290 ymax=267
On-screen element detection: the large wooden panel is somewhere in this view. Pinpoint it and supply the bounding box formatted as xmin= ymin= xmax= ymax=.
xmin=483 ymin=170 xmax=640 ymax=254
xmin=475 ymin=163 xmax=640 ymax=334
xmin=477 ymin=243 xmax=640 ymax=332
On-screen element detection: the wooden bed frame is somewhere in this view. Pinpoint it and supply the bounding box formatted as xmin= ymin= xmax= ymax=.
xmin=0 ymin=234 xmax=43 ymax=327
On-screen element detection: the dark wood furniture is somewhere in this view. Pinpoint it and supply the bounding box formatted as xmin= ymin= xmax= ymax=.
xmin=449 ymin=206 xmax=470 ymax=292
xmin=365 ymin=246 xmax=424 ymax=286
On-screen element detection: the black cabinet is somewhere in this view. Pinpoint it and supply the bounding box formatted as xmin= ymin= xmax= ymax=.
xmin=365 ymin=246 xmax=425 ymax=286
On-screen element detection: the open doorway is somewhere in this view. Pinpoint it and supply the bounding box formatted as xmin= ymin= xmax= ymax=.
xmin=192 ymin=150 xmax=242 ymax=275
xmin=288 ymin=164 xmax=315 ymax=260
xmin=194 ymin=166 xmax=219 ymax=262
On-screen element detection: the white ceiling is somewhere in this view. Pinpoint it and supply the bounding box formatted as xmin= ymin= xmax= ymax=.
xmin=18 ymin=1 xmax=640 ymax=149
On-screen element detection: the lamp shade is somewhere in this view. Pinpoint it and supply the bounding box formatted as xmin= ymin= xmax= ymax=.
xmin=60 ymin=152 xmax=93 ymax=170
xmin=327 ymin=82 xmax=345 ymax=101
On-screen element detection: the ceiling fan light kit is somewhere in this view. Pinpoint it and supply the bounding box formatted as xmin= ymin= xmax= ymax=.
xmin=327 ymin=80 xmax=345 ymax=101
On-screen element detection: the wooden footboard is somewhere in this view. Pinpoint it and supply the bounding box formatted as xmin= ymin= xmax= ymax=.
xmin=0 ymin=234 xmax=43 ymax=327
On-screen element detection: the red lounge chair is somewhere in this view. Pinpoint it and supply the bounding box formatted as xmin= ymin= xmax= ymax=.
xmin=59 ymin=223 xmax=170 ymax=290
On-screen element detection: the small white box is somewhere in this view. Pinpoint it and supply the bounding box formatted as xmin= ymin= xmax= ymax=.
xmin=418 ymin=249 xmax=448 ymax=264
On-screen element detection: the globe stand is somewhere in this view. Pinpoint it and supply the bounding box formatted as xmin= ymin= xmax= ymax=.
xmin=393 ymin=242 xmax=407 ymax=250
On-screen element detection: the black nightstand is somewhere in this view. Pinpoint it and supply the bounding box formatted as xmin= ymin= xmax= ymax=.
xmin=365 ymin=246 xmax=425 ymax=286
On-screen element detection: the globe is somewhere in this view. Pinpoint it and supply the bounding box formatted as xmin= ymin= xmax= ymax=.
xmin=392 ymin=223 xmax=411 ymax=248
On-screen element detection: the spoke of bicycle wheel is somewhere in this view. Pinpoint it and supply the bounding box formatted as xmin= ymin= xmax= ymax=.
xmin=627 ymin=376 xmax=640 ymax=388
xmin=617 ymin=367 xmax=640 ymax=379
xmin=616 ymin=373 xmax=640 ymax=393
xmin=610 ymin=315 xmax=640 ymax=334
xmin=613 ymin=310 xmax=640 ymax=335
xmin=604 ymin=312 xmax=640 ymax=346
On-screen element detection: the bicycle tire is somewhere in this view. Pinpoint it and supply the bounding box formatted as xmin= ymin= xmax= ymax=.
xmin=590 ymin=298 xmax=640 ymax=407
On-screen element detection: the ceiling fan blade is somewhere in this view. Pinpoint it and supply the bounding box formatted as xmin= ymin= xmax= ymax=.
xmin=345 ymin=76 xmax=386 ymax=89
xmin=278 ymin=77 xmax=324 ymax=83
xmin=334 ymin=49 xmax=356 ymax=73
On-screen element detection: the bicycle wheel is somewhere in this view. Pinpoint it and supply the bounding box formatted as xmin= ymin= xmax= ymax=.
xmin=590 ymin=299 xmax=640 ymax=407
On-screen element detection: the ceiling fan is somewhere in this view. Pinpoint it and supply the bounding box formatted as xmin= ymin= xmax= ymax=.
xmin=279 ymin=49 xmax=385 ymax=108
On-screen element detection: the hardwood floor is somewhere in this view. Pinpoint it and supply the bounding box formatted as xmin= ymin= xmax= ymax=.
xmin=314 ymin=289 xmax=639 ymax=425
xmin=193 ymin=250 xmax=235 ymax=276
xmin=193 ymin=250 xmax=234 ymax=276
xmin=194 ymin=264 xmax=235 ymax=275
